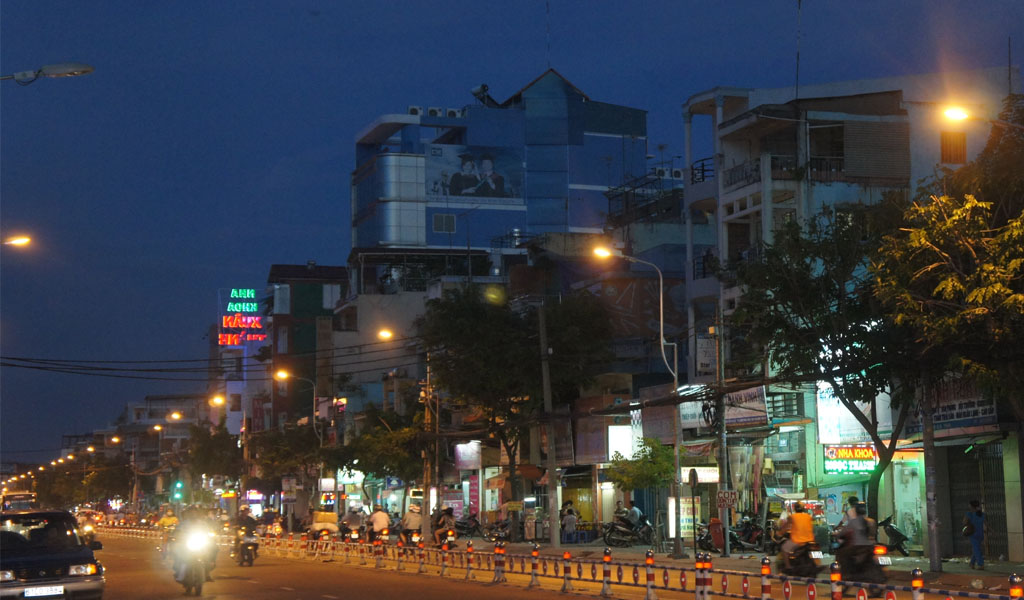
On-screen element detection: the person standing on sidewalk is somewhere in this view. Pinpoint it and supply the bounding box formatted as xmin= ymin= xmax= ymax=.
xmin=963 ymin=499 xmax=987 ymax=570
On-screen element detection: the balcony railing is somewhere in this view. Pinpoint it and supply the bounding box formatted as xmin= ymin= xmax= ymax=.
xmin=808 ymin=156 xmax=845 ymax=182
xmin=724 ymin=158 xmax=761 ymax=189
xmin=690 ymin=157 xmax=715 ymax=184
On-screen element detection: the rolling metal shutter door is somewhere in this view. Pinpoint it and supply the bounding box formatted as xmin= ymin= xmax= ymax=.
xmin=947 ymin=443 xmax=1007 ymax=558
xmin=844 ymin=121 xmax=910 ymax=183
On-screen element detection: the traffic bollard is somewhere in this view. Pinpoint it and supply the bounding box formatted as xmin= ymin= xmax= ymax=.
xmin=440 ymin=540 xmax=450 ymax=577
xmin=417 ymin=541 xmax=426 ymax=574
xmin=561 ymin=551 xmax=574 ymax=592
xmin=396 ymin=539 xmax=405 ymax=571
xmin=358 ymin=536 xmax=367 ymax=565
xmin=760 ymin=557 xmax=772 ymax=600
xmin=830 ymin=562 xmax=842 ymax=600
xmin=911 ymin=569 xmax=924 ymax=600
xmin=465 ymin=540 xmax=475 ymax=580
xmin=1009 ymin=574 xmax=1021 ymax=598
xmin=705 ymin=552 xmax=714 ymax=600
xmin=695 ymin=553 xmax=705 ymax=600
xmin=529 ymin=543 xmax=541 ymax=588
xmin=600 ymin=547 xmax=613 ymax=597
xmin=644 ymin=550 xmax=657 ymax=600
xmin=491 ymin=541 xmax=508 ymax=583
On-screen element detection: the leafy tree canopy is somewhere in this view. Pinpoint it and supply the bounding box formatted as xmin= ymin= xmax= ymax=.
xmin=605 ymin=437 xmax=674 ymax=492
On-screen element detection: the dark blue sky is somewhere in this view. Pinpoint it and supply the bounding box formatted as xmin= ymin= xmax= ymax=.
xmin=2 ymin=1 xmax=1021 ymax=461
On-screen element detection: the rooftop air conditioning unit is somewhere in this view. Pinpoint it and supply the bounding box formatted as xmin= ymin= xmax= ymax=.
xmin=446 ymin=108 xmax=460 ymax=118
xmin=407 ymin=105 xmax=423 ymax=116
xmin=654 ymin=167 xmax=668 ymax=178
xmin=671 ymin=168 xmax=684 ymax=179
xmin=427 ymin=106 xmax=444 ymax=117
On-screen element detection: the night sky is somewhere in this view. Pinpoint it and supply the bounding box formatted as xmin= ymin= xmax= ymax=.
xmin=2 ymin=1 xmax=1021 ymax=462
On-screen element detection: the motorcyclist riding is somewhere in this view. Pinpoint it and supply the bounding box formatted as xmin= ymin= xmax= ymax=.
xmin=836 ymin=502 xmax=881 ymax=580
xmin=232 ymin=506 xmax=259 ymax=557
xmin=172 ymin=506 xmax=217 ymax=583
xmin=340 ymin=506 xmax=364 ymax=537
xmin=367 ymin=505 xmax=390 ymax=542
xmin=779 ymin=502 xmax=814 ymax=572
xmin=433 ymin=506 xmax=456 ymax=546
xmin=399 ymin=504 xmax=422 ymax=544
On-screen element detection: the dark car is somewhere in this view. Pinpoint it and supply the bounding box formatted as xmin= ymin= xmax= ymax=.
xmin=1 ymin=510 xmax=105 ymax=599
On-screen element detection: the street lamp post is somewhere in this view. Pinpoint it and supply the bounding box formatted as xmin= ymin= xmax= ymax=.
xmin=944 ymin=106 xmax=1024 ymax=131
xmin=1 ymin=62 xmax=94 ymax=85
xmin=594 ymin=246 xmax=686 ymax=558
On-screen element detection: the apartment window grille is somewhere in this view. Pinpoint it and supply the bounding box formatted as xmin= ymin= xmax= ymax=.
xmin=940 ymin=131 xmax=967 ymax=164
xmin=433 ymin=213 xmax=456 ymax=233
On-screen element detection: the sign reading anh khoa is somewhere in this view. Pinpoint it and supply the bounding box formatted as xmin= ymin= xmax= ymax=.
xmin=218 ymin=288 xmax=266 ymax=346
xmin=823 ymin=445 xmax=878 ymax=474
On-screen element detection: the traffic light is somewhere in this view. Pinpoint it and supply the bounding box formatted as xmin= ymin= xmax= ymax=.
xmin=173 ymin=480 xmax=184 ymax=500
xmin=175 ymin=481 xmax=183 ymax=489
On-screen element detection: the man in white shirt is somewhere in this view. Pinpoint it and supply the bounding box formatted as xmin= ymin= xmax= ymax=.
xmin=368 ymin=505 xmax=391 ymax=542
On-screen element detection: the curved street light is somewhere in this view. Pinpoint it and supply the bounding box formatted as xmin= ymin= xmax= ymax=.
xmin=944 ymin=105 xmax=1024 ymax=132
xmin=1 ymin=62 xmax=94 ymax=86
xmin=274 ymin=370 xmax=322 ymax=445
xmin=593 ymin=245 xmax=687 ymax=559
xmin=3 ymin=236 xmax=31 ymax=246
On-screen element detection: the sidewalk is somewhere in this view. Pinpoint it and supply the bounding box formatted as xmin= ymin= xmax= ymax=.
xmin=494 ymin=539 xmax=1022 ymax=593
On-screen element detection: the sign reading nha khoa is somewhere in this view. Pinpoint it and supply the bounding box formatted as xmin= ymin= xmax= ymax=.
xmin=822 ymin=445 xmax=878 ymax=474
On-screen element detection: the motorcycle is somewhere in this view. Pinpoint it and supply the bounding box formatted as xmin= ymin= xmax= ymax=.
xmin=231 ymin=526 xmax=259 ymax=567
xmin=483 ymin=518 xmax=511 ymax=542
xmin=762 ymin=520 xmax=783 ymax=555
xmin=173 ymin=528 xmax=215 ymax=596
xmin=602 ymin=516 xmax=654 ymax=547
xmin=80 ymin=523 xmax=97 ymax=545
xmin=837 ymin=543 xmax=889 ymax=589
xmin=877 ymin=516 xmax=909 ymax=556
xmin=776 ymin=541 xmax=823 ymax=578
xmin=455 ymin=512 xmax=484 ymax=538
xmin=696 ymin=522 xmax=718 ymax=552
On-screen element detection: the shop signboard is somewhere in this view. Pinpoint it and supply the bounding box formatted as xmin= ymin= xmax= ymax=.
xmin=281 ymin=490 xmax=296 ymax=504
xmin=425 ymin=144 xmax=523 ymax=201
xmin=822 ymin=445 xmax=878 ymax=474
xmin=455 ymin=441 xmax=482 ymax=471
xmin=816 ymin=382 xmax=893 ymax=444
xmin=681 ymin=466 xmax=720 ymax=484
xmin=681 ymin=496 xmax=702 ymax=537
xmin=679 ymin=386 xmax=769 ymax=429
xmin=904 ymin=379 xmax=997 ymax=435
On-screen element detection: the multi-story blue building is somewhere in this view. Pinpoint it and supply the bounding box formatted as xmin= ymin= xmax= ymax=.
xmin=348 ymin=69 xmax=650 ymax=292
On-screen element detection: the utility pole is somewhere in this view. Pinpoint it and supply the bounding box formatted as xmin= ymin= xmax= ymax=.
xmin=422 ymin=355 xmax=435 ymax=546
xmin=712 ymin=308 xmax=730 ymax=557
xmin=538 ymin=302 xmax=560 ymax=549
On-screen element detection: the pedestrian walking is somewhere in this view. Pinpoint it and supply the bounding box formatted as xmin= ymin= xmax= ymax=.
xmin=963 ymin=499 xmax=987 ymax=570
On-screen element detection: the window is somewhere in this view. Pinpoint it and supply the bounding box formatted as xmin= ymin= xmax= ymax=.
xmin=433 ymin=213 xmax=456 ymax=233
xmin=940 ymin=131 xmax=967 ymax=164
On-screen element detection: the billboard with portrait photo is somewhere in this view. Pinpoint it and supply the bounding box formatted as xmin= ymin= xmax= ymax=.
xmin=425 ymin=144 xmax=523 ymax=201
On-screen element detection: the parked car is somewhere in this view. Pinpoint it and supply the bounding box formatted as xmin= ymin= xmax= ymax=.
xmin=1 ymin=509 xmax=105 ymax=599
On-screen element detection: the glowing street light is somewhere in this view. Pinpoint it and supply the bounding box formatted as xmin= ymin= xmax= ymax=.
xmin=153 ymin=424 xmax=163 ymax=432
xmin=944 ymin=105 xmax=1024 ymax=131
xmin=86 ymin=446 xmax=95 ymax=453
xmin=210 ymin=395 xmax=225 ymax=407
xmin=377 ymin=328 xmax=394 ymax=341
xmin=110 ymin=436 xmax=120 ymax=444
xmin=593 ymin=244 xmax=686 ymax=558
xmin=66 ymin=454 xmax=74 ymax=460
xmin=3 ymin=236 xmax=31 ymax=246
xmin=169 ymin=411 xmax=182 ymax=421
xmin=0 ymin=62 xmax=94 ymax=85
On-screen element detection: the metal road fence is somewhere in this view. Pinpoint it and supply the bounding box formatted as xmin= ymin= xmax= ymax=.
xmin=97 ymin=526 xmax=1022 ymax=600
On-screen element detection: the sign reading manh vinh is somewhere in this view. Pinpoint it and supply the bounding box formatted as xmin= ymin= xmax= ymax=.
xmin=822 ymin=445 xmax=878 ymax=474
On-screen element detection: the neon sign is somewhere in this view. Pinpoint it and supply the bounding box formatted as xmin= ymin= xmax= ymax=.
xmin=218 ymin=288 xmax=264 ymax=346
xmin=823 ymin=445 xmax=878 ymax=474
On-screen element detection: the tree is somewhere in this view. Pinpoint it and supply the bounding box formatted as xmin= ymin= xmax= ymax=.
xmin=604 ymin=437 xmax=675 ymax=492
xmin=248 ymin=423 xmax=322 ymax=497
xmin=81 ymin=454 xmax=133 ymax=504
xmin=415 ymin=284 xmax=612 ymax=539
xmin=873 ymin=194 xmax=1024 ymax=420
xmin=186 ymin=422 xmax=243 ymax=483
xmin=728 ymin=209 xmax=914 ymax=518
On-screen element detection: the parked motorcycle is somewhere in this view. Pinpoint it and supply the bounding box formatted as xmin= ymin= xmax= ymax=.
xmin=762 ymin=520 xmax=783 ymax=555
xmin=877 ymin=516 xmax=910 ymax=556
xmin=603 ymin=516 xmax=654 ymax=547
xmin=455 ymin=512 xmax=484 ymax=538
xmin=776 ymin=542 xmax=823 ymax=578
xmin=231 ymin=526 xmax=259 ymax=567
xmin=696 ymin=522 xmax=718 ymax=552
xmin=483 ymin=518 xmax=511 ymax=542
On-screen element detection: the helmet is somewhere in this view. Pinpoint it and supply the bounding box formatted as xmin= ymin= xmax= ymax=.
xmin=239 ymin=505 xmax=250 ymax=513
xmin=409 ymin=504 xmax=421 ymax=513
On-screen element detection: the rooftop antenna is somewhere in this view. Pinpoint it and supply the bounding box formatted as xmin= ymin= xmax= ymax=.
xmin=546 ymin=1 xmax=552 ymax=69
xmin=794 ymin=0 xmax=802 ymax=100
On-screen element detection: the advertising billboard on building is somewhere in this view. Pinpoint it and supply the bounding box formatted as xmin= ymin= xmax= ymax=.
xmin=425 ymin=144 xmax=523 ymax=201
xmin=816 ymin=382 xmax=893 ymax=444
xmin=217 ymin=287 xmax=266 ymax=347
xmin=903 ymin=378 xmax=997 ymax=436
xmin=679 ymin=385 xmax=769 ymax=430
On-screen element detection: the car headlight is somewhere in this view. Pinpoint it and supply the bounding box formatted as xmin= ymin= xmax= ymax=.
xmin=1 ymin=570 xmax=13 ymax=582
xmin=186 ymin=532 xmax=209 ymax=552
xmin=69 ymin=564 xmax=98 ymax=576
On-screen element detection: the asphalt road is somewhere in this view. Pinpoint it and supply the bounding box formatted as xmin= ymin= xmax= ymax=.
xmin=97 ymin=535 xmax=578 ymax=599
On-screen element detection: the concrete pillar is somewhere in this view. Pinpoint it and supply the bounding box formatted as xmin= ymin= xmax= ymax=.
xmin=1003 ymin=433 xmax=1024 ymax=562
xmin=759 ymin=151 xmax=773 ymax=246
xmin=683 ymin=112 xmax=693 ymax=182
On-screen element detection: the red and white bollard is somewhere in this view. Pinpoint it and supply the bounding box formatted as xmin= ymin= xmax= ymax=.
xmin=561 ymin=551 xmax=574 ymax=592
xmin=705 ymin=552 xmax=715 ymax=600
xmin=492 ymin=541 xmax=507 ymax=583
xmin=417 ymin=540 xmax=426 ymax=574
xmin=830 ymin=562 xmax=842 ymax=600
xmin=644 ymin=550 xmax=658 ymax=600
xmin=760 ymin=557 xmax=772 ymax=600
xmin=465 ymin=540 xmax=475 ymax=580
xmin=600 ymin=547 xmax=613 ymax=597
xmin=1008 ymin=574 xmax=1021 ymax=599
xmin=529 ymin=543 xmax=541 ymax=588
xmin=396 ymin=539 xmax=405 ymax=571
xmin=911 ymin=568 xmax=924 ymax=600
xmin=440 ymin=537 xmax=451 ymax=577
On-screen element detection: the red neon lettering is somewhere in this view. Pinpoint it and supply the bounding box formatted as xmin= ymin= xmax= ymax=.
xmin=221 ymin=313 xmax=263 ymax=329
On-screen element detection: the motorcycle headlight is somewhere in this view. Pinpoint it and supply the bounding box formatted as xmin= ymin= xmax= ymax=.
xmin=186 ymin=532 xmax=210 ymax=552
xmin=1 ymin=570 xmax=14 ymax=582
xmin=69 ymin=563 xmax=98 ymax=576
xmin=83 ymin=524 xmax=94 ymax=532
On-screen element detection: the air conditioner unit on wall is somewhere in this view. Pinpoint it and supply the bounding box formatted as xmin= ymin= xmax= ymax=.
xmin=446 ymin=108 xmax=460 ymax=118
xmin=671 ymin=168 xmax=684 ymax=179
xmin=407 ymin=105 xmax=423 ymax=116
xmin=654 ymin=167 xmax=668 ymax=178
xmin=427 ymin=106 xmax=444 ymax=117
